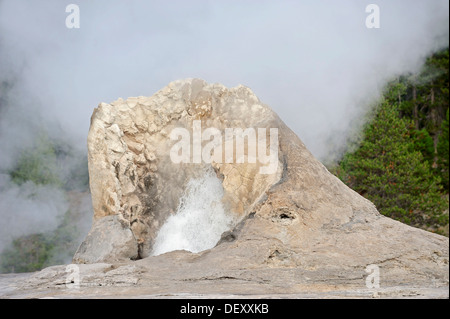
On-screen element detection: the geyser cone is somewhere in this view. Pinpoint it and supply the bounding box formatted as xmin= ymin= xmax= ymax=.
xmin=73 ymin=79 xmax=448 ymax=295
xmin=74 ymin=78 xmax=283 ymax=262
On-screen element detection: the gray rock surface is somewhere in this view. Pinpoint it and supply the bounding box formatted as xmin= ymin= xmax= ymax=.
xmin=1 ymin=79 xmax=448 ymax=299
xmin=73 ymin=215 xmax=138 ymax=263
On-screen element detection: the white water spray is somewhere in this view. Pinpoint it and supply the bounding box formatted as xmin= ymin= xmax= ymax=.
xmin=151 ymin=168 xmax=234 ymax=256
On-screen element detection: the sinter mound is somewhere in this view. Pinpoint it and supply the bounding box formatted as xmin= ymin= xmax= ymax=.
xmin=2 ymin=79 xmax=448 ymax=298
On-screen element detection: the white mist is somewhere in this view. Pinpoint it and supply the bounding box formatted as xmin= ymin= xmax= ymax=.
xmin=151 ymin=168 xmax=234 ymax=256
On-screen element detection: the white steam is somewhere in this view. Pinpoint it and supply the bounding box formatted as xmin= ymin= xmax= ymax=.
xmin=152 ymin=168 xmax=234 ymax=256
xmin=0 ymin=176 xmax=67 ymax=253
xmin=0 ymin=1 xmax=448 ymax=160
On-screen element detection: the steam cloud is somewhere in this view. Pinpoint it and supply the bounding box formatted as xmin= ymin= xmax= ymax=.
xmin=0 ymin=1 xmax=448 ymax=263
xmin=0 ymin=180 xmax=67 ymax=253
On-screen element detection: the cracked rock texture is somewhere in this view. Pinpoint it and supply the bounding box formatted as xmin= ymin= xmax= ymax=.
xmin=1 ymin=78 xmax=448 ymax=298
xmin=76 ymin=78 xmax=282 ymax=260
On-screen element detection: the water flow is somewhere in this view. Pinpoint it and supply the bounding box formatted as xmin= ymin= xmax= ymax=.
xmin=151 ymin=167 xmax=234 ymax=256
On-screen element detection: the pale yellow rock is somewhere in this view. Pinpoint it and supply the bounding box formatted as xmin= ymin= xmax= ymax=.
xmin=78 ymin=78 xmax=284 ymax=259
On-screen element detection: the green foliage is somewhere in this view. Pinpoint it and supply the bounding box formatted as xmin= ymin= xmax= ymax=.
xmin=1 ymin=79 xmax=90 ymax=273
xmin=0 ymin=209 xmax=81 ymax=273
xmin=410 ymin=128 xmax=435 ymax=164
xmin=384 ymin=79 xmax=408 ymax=104
xmin=386 ymin=49 xmax=448 ymax=158
xmin=8 ymin=131 xmax=89 ymax=191
xmin=332 ymin=48 xmax=449 ymax=236
xmin=2 ymin=130 xmax=90 ymax=273
xmin=0 ymin=234 xmax=53 ymax=273
xmin=337 ymin=100 xmax=447 ymax=230
xmin=9 ymin=132 xmax=62 ymax=187
xmin=437 ymin=109 xmax=449 ymax=189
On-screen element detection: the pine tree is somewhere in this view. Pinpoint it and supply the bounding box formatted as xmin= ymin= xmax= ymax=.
xmin=437 ymin=109 xmax=449 ymax=190
xmin=338 ymin=99 xmax=447 ymax=229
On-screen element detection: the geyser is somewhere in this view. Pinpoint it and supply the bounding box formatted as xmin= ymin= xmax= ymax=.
xmin=151 ymin=167 xmax=234 ymax=256
xmin=74 ymin=79 xmax=281 ymax=263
